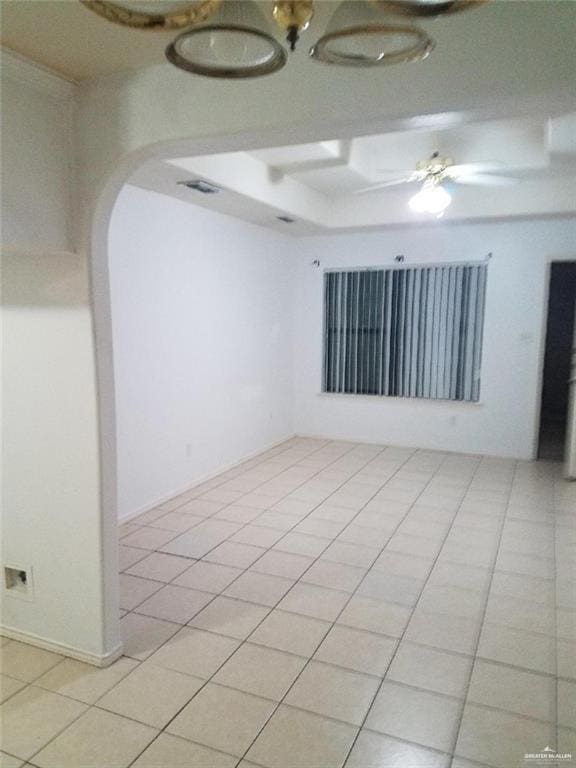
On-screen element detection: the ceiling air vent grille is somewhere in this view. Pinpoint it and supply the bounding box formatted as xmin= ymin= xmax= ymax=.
xmin=178 ymin=179 xmax=222 ymax=194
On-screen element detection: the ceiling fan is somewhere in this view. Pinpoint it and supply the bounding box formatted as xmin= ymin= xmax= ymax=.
xmin=354 ymin=151 xmax=517 ymax=214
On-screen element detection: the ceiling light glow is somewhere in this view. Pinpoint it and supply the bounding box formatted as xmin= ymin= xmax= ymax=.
xmin=409 ymin=183 xmax=451 ymax=214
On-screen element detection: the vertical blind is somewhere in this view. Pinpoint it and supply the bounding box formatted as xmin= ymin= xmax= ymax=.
xmin=323 ymin=263 xmax=487 ymax=402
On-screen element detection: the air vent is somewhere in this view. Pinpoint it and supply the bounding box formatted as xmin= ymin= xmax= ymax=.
xmin=277 ymin=215 xmax=296 ymax=224
xmin=178 ymin=179 xmax=222 ymax=195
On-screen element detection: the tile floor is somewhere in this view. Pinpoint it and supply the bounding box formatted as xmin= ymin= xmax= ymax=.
xmin=1 ymin=437 xmax=575 ymax=767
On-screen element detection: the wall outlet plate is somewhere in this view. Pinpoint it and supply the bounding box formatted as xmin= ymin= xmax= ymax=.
xmin=3 ymin=564 xmax=34 ymax=602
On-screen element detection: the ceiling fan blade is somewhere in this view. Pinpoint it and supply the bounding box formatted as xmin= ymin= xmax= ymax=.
xmin=453 ymin=173 xmax=517 ymax=187
xmin=448 ymin=162 xmax=503 ymax=175
xmin=353 ymin=178 xmax=418 ymax=194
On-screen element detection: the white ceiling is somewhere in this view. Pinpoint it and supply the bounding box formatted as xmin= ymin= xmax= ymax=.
xmin=129 ymin=113 xmax=576 ymax=234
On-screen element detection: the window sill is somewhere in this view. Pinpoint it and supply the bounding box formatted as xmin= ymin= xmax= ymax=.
xmin=316 ymin=392 xmax=485 ymax=407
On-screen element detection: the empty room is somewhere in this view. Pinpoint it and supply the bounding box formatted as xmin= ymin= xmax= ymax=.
xmin=1 ymin=1 xmax=575 ymax=767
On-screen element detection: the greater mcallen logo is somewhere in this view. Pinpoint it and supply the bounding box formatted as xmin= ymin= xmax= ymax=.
xmin=525 ymin=746 xmax=573 ymax=762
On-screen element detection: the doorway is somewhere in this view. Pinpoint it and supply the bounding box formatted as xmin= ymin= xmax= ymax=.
xmin=538 ymin=261 xmax=576 ymax=460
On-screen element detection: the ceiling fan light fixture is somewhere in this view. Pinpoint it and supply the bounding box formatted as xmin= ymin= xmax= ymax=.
xmin=409 ymin=181 xmax=451 ymax=214
xmin=309 ymin=2 xmax=434 ymax=67
xmin=80 ymin=0 xmax=223 ymax=30
xmin=370 ymin=0 xmax=491 ymax=18
xmin=165 ymin=0 xmax=287 ymax=77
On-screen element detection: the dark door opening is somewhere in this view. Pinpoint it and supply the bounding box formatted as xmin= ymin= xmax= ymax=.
xmin=538 ymin=262 xmax=576 ymax=460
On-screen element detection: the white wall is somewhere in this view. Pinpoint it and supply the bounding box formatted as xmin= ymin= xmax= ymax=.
xmin=1 ymin=252 xmax=112 ymax=660
xmin=1 ymin=55 xmax=118 ymax=663
xmin=292 ymin=218 xmax=576 ymax=460
xmin=109 ymin=185 xmax=295 ymax=521
xmin=1 ymin=50 xmax=74 ymax=252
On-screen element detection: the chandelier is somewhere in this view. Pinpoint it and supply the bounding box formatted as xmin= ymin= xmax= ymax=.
xmin=81 ymin=0 xmax=490 ymax=78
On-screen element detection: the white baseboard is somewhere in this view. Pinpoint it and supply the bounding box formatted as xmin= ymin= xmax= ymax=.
xmin=0 ymin=625 xmax=123 ymax=668
xmin=118 ymin=433 xmax=297 ymax=524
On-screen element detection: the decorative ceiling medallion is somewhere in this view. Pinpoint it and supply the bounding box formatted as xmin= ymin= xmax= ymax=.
xmin=310 ymin=23 xmax=434 ymax=67
xmin=80 ymin=0 xmax=223 ymax=30
xmin=370 ymin=0 xmax=490 ymax=18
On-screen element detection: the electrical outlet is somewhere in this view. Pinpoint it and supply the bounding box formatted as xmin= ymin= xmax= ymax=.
xmin=185 ymin=443 xmax=192 ymax=458
xmin=3 ymin=565 xmax=34 ymax=601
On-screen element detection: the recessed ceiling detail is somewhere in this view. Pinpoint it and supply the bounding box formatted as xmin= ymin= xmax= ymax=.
xmin=128 ymin=114 xmax=576 ymax=235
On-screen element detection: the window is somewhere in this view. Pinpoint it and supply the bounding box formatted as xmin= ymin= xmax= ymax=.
xmin=323 ymin=263 xmax=487 ymax=402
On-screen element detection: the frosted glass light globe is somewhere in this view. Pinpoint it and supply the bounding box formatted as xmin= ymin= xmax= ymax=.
xmin=409 ymin=184 xmax=451 ymax=214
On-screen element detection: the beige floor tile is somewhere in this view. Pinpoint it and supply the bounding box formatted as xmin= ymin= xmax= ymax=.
xmin=387 ymin=642 xmax=472 ymax=698
xmin=214 ymin=505 xmax=263 ymax=524
xmin=223 ymin=572 xmax=294 ymax=607
xmin=0 ymin=686 xmax=87 ymax=760
xmin=454 ymin=704 xmax=554 ymax=768
xmin=246 ymin=704 xmax=358 ymax=768
xmin=159 ymin=520 xmax=241 ymax=559
xmin=97 ymin=661 xmax=203 ymax=728
xmin=558 ymin=680 xmax=576 ymax=728
xmin=277 ymin=583 xmax=349 ymax=622
xmin=558 ymin=727 xmax=576 ymax=757
xmin=252 ymin=511 xmax=298 ymax=532
xmin=190 ymin=597 xmax=270 ymax=639
xmin=204 ymin=542 xmax=267 ymax=569
xmin=119 ymin=574 xmax=163 ymax=611
xmin=249 ymin=610 xmax=331 ymax=657
xmin=426 ymin=562 xmax=491 ymax=593
xmin=366 ymin=681 xmax=461 ymax=753
xmin=148 ymin=627 xmax=239 ymax=678
xmin=321 ymin=541 xmax=380 ymax=568
xmin=0 ymin=752 xmax=25 ymax=768
xmin=230 ymin=525 xmax=285 ymax=548
xmin=213 ymin=642 xmax=306 ymax=701
xmin=35 ymin=657 xmax=138 ymax=704
xmin=272 ymin=499 xmax=318 ymax=517
xmin=173 ymin=561 xmax=242 ymax=593
xmin=33 ymin=707 xmax=157 ymax=768
xmin=468 ymin=659 xmax=555 ymax=722
xmin=357 ymin=571 xmax=425 ymax=607
xmin=346 ymin=730 xmax=451 ymax=768
xmin=558 ymin=639 xmax=576 ymax=680
xmin=251 ymin=551 xmax=314 ymax=579
xmin=0 ymin=675 xmax=27 ymax=704
xmin=301 ymin=560 xmax=366 ymax=593
xmin=293 ymin=517 xmax=347 ymax=539
xmin=177 ymin=499 xmax=226 ymax=517
xmin=131 ymin=732 xmax=237 ymax=768
xmin=338 ymin=596 xmax=412 ymax=638
xmin=125 ymin=552 xmax=193 ymax=582
xmin=490 ymin=571 xmax=555 ymax=606
xmin=405 ymin=611 xmax=481 ymax=655
xmin=373 ymin=550 xmax=434 ymax=581
xmin=485 ymin=594 xmax=555 ymax=636
xmin=337 ymin=524 xmax=393 ymax=549
xmin=477 ymin=623 xmax=556 ymax=674
xmin=0 ymin=642 xmax=63 ymax=683
xmin=118 ymin=523 xmax=142 ymax=539
xmin=495 ymin=551 xmax=555 ymax=580
xmin=273 ymin=532 xmax=331 ymax=558
xmin=132 ymin=507 xmax=170 ymax=525
xmin=167 ymin=683 xmax=275 ymax=757
xmin=314 ymin=625 xmax=397 ymax=676
xmin=134 ymin=585 xmax=213 ymax=624
xmin=285 ymin=660 xmax=379 ymax=725
xmin=118 ymin=545 xmax=149 ymax=571
xmin=418 ymin=585 xmax=486 ymax=621
xmin=148 ymin=511 xmax=204 ymax=532
xmin=121 ymin=526 xmax=179 ymax=551
xmin=120 ymin=612 xmax=181 ymax=660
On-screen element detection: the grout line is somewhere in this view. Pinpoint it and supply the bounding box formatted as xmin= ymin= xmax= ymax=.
xmin=448 ymin=459 xmax=527 ymax=768
xmin=340 ymin=452 xmax=493 ymax=767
